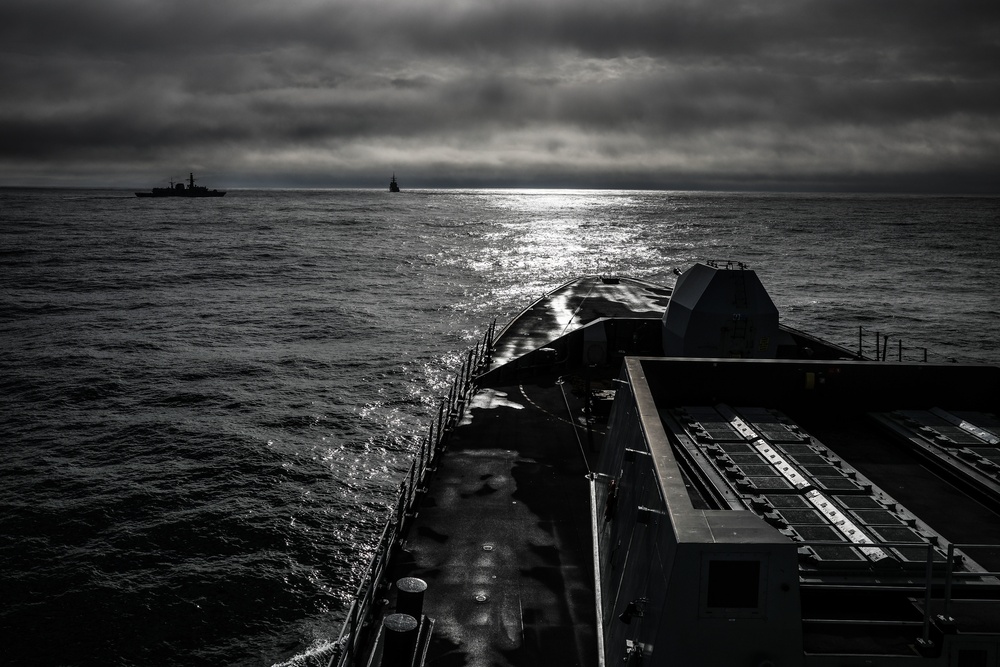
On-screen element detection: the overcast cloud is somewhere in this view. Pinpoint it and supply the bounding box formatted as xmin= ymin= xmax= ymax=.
xmin=2 ymin=0 xmax=998 ymax=190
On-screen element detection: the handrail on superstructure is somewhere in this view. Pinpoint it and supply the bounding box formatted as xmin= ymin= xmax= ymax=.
xmin=858 ymin=325 xmax=931 ymax=362
xmin=795 ymin=539 xmax=1000 ymax=650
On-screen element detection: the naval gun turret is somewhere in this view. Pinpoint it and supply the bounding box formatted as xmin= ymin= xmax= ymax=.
xmin=662 ymin=261 xmax=779 ymax=358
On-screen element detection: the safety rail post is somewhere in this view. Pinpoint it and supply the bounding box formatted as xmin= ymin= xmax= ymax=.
xmin=436 ymin=400 xmax=445 ymax=448
xmin=422 ymin=427 xmax=431 ymax=472
xmin=944 ymin=543 xmax=956 ymax=617
xmin=333 ymin=599 xmax=357 ymax=665
xmin=455 ymin=364 xmax=465 ymax=416
xmin=448 ymin=377 xmax=457 ymax=424
xmin=922 ymin=542 xmax=934 ymax=645
xmin=415 ymin=439 xmax=423 ymax=483
xmin=328 ymin=518 xmax=394 ymax=667
xmin=349 ymin=598 xmax=361 ymax=655
xmin=420 ymin=435 xmax=427 ymax=478
xmin=406 ymin=461 xmax=416 ymax=511
xmin=462 ymin=350 xmax=473 ymax=403
xmin=328 ymin=336 xmax=493 ymax=667
xmin=395 ymin=481 xmax=406 ymax=530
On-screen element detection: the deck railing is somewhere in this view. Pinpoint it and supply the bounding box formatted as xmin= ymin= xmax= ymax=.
xmin=858 ymin=326 xmax=931 ymax=362
xmin=326 ymin=320 xmax=496 ymax=667
xmin=798 ymin=539 xmax=1000 ymax=650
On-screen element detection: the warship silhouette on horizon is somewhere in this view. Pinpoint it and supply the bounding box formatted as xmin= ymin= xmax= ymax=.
xmin=136 ymin=173 xmax=226 ymax=197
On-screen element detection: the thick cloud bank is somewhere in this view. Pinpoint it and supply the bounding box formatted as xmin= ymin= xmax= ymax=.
xmin=2 ymin=0 xmax=998 ymax=190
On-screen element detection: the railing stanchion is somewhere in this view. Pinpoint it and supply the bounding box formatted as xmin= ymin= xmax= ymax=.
xmin=922 ymin=542 xmax=934 ymax=644
xmin=945 ymin=543 xmax=956 ymax=617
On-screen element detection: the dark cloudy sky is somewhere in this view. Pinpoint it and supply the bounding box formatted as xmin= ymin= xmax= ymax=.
xmin=2 ymin=0 xmax=999 ymax=190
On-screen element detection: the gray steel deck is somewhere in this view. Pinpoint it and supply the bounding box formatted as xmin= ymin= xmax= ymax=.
xmin=489 ymin=276 xmax=672 ymax=368
xmin=381 ymin=277 xmax=671 ymax=666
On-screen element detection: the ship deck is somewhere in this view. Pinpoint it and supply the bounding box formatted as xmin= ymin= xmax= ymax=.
xmin=388 ymin=381 xmax=597 ymax=666
xmin=380 ymin=277 xmax=671 ymax=666
xmin=488 ymin=276 xmax=672 ymax=368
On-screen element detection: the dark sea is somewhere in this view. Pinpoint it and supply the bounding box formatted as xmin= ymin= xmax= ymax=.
xmin=2 ymin=188 xmax=999 ymax=666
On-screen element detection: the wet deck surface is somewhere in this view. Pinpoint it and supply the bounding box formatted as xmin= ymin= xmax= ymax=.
xmin=490 ymin=276 xmax=671 ymax=368
xmin=382 ymin=277 xmax=670 ymax=667
xmin=389 ymin=383 xmax=596 ymax=667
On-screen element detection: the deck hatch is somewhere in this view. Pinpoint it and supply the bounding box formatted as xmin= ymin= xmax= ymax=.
xmin=737 ymin=464 xmax=784 ymax=477
xmin=719 ymin=443 xmax=756 ymax=453
xmin=774 ymin=443 xmax=820 ymax=456
xmin=664 ymin=404 xmax=968 ymax=573
xmin=801 ymin=464 xmax=843 ymax=477
xmin=812 ymin=476 xmax=866 ymax=492
xmin=931 ymin=408 xmax=1000 ymax=445
xmin=775 ymin=509 xmax=827 ymax=525
xmin=698 ymin=422 xmax=748 ymax=442
xmin=832 ymin=495 xmax=884 ymax=510
xmin=878 ymin=409 xmax=1000 ymax=488
xmin=792 ymin=525 xmax=845 ymax=541
xmin=809 ymin=546 xmax=868 ymax=563
xmin=762 ymin=494 xmax=810 ymax=508
xmin=729 ymin=453 xmax=769 ymax=465
xmin=754 ymin=424 xmax=808 ymax=443
xmin=785 ymin=453 xmax=831 ymax=466
xmin=850 ymin=509 xmax=907 ymax=526
xmin=744 ymin=477 xmax=794 ymax=490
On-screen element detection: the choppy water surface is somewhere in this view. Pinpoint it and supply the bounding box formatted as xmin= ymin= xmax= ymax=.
xmin=1 ymin=189 xmax=998 ymax=665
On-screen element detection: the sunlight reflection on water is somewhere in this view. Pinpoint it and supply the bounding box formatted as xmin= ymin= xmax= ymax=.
xmin=472 ymin=190 xmax=673 ymax=285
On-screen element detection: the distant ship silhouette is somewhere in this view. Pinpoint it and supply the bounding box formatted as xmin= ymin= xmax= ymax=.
xmin=389 ymin=173 xmax=400 ymax=192
xmin=136 ymin=173 xmax=226 ymax=197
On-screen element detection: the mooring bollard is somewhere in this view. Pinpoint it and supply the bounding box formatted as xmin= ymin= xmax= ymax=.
xmin=395 ymin=577 xmax=428 ymax=621
xmin=380 ymin=613 xmax=418 ymax=667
